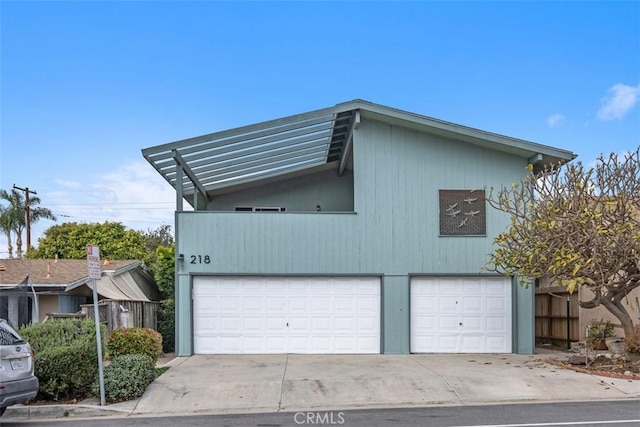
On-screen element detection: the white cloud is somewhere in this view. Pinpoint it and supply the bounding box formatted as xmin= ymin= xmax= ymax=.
xmin=0 ymin=161 xmax=178 ymax=257
xmin=547 ymin=113 xmax=564 ymax=127
xmin=53 ymin=179 xmax=82 ymax=188
xmin=51 ymin=160 xmax=178 ymax=232
xmin=597 ymin=83 xmax=640 ymax=121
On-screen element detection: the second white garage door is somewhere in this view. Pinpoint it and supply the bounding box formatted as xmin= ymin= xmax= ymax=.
xmin=193 ymin=276 xmax=380 ymax=354
xmin=411 ymin=276 xmax=512 ymax=353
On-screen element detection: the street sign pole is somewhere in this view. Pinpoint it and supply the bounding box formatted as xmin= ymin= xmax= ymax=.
xmin=87 ymin=244 xmax=106 ymax=406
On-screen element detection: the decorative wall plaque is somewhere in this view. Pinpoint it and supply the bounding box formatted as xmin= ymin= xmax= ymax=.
xmin=439 ymin=189 xmax=486 ymax=236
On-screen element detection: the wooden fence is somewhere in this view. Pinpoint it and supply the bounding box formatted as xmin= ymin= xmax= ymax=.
xmin=81 ymin=299 xmax=161 ymax=331
xmin=535 ymin=289 xmax=580 ymax=348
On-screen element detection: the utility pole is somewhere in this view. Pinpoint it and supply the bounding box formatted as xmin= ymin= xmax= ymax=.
xmin=12 ymin=185 xmax=37 ymax=250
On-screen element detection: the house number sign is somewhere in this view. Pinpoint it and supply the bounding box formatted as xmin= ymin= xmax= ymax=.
xmin=190 ymin=255 xmax=211 ymax=264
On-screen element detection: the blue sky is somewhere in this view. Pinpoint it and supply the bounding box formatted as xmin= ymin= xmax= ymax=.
xmin=1 ymin=1 xmax=639 ymax=257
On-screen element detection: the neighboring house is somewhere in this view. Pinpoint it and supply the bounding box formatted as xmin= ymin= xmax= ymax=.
xmin=142 ymin=99 xmax=575 ymax=356
xmin=0 ymin=258 xmax=160 ymax=328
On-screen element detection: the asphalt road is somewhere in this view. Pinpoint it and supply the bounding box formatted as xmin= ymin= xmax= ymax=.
xmin=2 ymin=400 xmax=639 ymax=427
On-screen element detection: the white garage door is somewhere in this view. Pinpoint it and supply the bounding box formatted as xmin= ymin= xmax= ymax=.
xmin=193 ymin=276 xmax=380 ymax=354
xmin=411 ymin=276 xmax=512 ymax=353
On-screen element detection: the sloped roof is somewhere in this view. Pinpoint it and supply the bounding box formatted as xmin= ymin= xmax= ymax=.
xmin=0 ymin=259 xmax=160 ymax=302
xmin=84 ymin=272 xmax=153 ymax=301
xmin=142 ymin=99 xmax=576 ymax=203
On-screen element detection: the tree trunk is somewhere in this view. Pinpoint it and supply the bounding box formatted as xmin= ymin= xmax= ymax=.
xmin=15 ymin=233 xmax=22 ymax=259
xmin=4 ymin=231 xmax=13 ymax=259
xmin=598 ymin=298 xmax=636 ymax=338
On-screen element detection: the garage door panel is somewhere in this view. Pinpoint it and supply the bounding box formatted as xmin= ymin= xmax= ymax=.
xmin=220 ymin=297 xmax=241 ymax=311
xmin=439 ymin=296 xmax=458 ymax=312
xmin=289 ymin=297 xmax=310 ymax=312
xmin=486 ymin=316 xmax=508 ymax=332
xmin=334 ymin=317 xmax=355 ymax=331
xmin=357 ymin=297 xmax=378 ymax=311
xmin=461 ymin=316 xmax=483 ymax=332
xmin=486 ymin=296 xmax=507 ymax=312
xmin=243 ymin=297 xmax=264 ymax=311
xmin=311 ymin=317 xmax=331 ymax=332
xmin=335 ymin=297 xmax=355 ymax=311
xmin=438 ymin=336 xmax=459 ymax=352
xmin=266 ymin=297 xmax=286 ymax=311
xmin=411 ymin=277 xmax=512 ymax=353
xmin=265 ymin=317 xmax=287 ymax=330
xmin=311 ymin=297 xmax=331 ymax=311
xmin=193 ymin=276 xmax=380 ymax=354
xmin=243 ymin=316 xmax=264 ymax=332
xmin=439 ymin=315 xmax=459 ymax=332
xmin=461 ymin=335 xmax=482 ymax=352
xmin=357 ymin=317 xmax=378 ymax=332
xmin=461 ymin=296 xmax=483 ymax=313
xmin=486 ymin=336 xmax=508 ymax=352
xmin=414 ymin=315 xmax=435 ymax=330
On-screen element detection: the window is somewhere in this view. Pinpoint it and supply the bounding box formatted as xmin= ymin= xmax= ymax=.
xmin=235 ymin=206 xmax=286 ymax=212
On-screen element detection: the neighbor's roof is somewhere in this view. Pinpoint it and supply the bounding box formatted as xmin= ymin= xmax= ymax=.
xmin=142 ymin=99 xmax=576 ymax=202
xmin=0 ymin=259 xmax=141 ymax=288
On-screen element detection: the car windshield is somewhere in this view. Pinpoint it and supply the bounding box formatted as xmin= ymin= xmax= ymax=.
xmin=0 ymin=323 xmax=25 ymax=345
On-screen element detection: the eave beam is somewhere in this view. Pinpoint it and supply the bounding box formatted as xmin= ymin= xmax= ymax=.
xmin=528 ymin=153 xmax=544 ymax=165
xmin=172 ymin=150 xmax=210 ymax=203
xmin=338 ymin=110 xmax=360 ymax=176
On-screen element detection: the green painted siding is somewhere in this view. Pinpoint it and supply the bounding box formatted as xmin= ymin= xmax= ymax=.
xmin=382 ymin=276 xmax=410 ymax=354
xmin=208 ymin=169 xmax=354 ymax=212
xmin=175 ymin=117 xmax=534 ymax=355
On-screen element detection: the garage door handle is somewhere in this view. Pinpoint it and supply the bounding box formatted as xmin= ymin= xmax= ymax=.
xmin=286 ymin=322 xmax=289 ymax=327
xmin=459 ymin=322 xmax=463 ymax=326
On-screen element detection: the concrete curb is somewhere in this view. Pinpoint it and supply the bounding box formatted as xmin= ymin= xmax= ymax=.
xmin=4 ymin=402 xmax=134 ymax=420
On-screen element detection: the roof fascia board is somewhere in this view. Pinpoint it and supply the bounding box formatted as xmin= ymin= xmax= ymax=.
xmin=0 ymin=284 xmax=69 ymax=289
xmin=64 ymin=278 xmax=92 ymax=292
xmin=336 ymin=100 xmax=575 ymax=162
xmin=103 ymin=261 xmax=142 ymax=276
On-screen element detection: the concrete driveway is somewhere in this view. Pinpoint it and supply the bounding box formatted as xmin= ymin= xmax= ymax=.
xmin=133 ymin=353 xmax=640 ymax=416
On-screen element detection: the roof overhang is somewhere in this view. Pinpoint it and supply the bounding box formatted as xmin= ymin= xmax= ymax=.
xmin=142 ymin=99 xmax=576 ymax=205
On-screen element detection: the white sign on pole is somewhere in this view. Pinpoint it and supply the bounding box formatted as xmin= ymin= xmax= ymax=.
xmin=87 ymin=244 xmax=101 ymax=280
xmin=86 ymin=244 xmax=106 ymax=406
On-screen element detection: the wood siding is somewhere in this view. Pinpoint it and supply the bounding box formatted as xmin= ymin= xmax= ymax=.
xmin=178 ymin=118 xmax=527 ymax=276
xmin=175 ymin=117 xmax=534 ymax=355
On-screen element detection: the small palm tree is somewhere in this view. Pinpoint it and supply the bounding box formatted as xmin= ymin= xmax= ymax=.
xmin=0 ymin=205 xmax=18 ymax=258
xmin=0 ymin=188 xmax=56 ymax=258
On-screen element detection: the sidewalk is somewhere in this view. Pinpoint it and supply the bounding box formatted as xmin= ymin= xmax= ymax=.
xmin=3 ymin=350 xmax=640 ymax=421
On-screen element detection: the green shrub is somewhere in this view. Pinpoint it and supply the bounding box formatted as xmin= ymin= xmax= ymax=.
xmin=157 ymin=299 xmax=175 ymax=353
xmin=93 ymin=354 xmax=157 ymax=402
xmin=107 ymin=327 xmax=163 ymax=363
xmin=19 ymin=319 xmax=106 ymax=400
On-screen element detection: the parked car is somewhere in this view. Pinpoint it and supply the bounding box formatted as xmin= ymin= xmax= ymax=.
xmin=0 ymin=319 xmax=39 ymax=416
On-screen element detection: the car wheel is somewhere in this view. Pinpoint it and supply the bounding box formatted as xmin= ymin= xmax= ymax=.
xmin=0 ymin=406 xmax=6 ymax=416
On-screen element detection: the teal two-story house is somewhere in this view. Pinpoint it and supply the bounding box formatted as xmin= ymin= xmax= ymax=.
xmin=142 ymin=99 xmax=575 ymax=356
